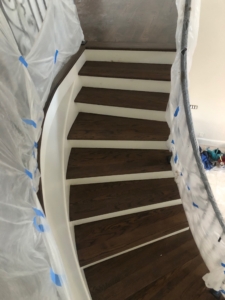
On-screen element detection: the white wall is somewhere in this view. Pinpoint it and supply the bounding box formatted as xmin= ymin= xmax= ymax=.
xmin=190 ymin=0 xmax=225 ymax=145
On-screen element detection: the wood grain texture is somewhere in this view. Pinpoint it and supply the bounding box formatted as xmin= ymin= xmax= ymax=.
xmin=69 ymin=178 xmax=180 ymax=221
xmin=68 ymin=113 xmax=169 ymax=141
xmin=66 ymin=148 xmax=171 ymax=179
xmin=84 ymin=231 xmax=207 ymax=300
xmin=75 ymin=87 xmax=169 ymax=111
xmin=79 ymin=61 xmax=171 ymax=81
xmin=75 ymin=0 xmax=177 ymax=50
xmin=75 ymin=205 xmax=188 ymax=266
xmin=125 ymin=255 xmax=212 ymax=300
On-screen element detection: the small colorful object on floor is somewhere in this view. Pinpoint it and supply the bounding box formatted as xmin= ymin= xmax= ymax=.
xmin=200 ymin=147 xmax=225 ymax=170
xmin=218 ymin=154 xmax=225 ymax=166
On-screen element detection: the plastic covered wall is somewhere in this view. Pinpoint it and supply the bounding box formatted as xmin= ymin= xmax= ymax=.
xmin=0 ymin=1 xmax=83 ymax=299
xmin=167 ymin=0 xmax=225 ymax=294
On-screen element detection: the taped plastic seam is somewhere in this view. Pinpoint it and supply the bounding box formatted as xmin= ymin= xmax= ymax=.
xmin=166 ymin=0 xmax=225 ymax=293
xmin=0 ymin=0 xmax=83 ymax=299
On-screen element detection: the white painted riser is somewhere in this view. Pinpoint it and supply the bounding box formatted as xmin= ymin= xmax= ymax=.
xmin=81 ymin=76 xmax=171 ymax=93
xmin=66 ymin=170 xmax=174 ymax=186
xmin=85 ymin=49 xmax=176 ymax=64
xmin=76 ymin=103 xmax=166 ymax=122
xmin=68 ymin=140 xmax=168 ymax=150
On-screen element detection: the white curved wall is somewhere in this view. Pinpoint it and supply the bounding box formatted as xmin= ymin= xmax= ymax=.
xmin=190 ymin=0 xmax=225 ymax=146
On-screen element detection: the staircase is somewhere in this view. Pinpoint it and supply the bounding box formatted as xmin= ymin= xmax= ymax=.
xmin=43 ymin=49 xmax=213 ymax=299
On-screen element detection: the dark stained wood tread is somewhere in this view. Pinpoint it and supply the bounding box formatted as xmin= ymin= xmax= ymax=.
xmin=66 ymin=148 xmax=171 ymax=179
xmin=86 ymin=41 xmax=176 ymax=52
xmin=68 ymin=113 xmax=169 ymax=141
xmin=79 ymin=61 xmax=171 ymax=81
xmin=69 ymin=178 xmax=180 ymax=221
xmin=125 ymin=256 xmax=212 ymax=300
xmin=75 ymin=87 xmax=169 ymax=111
xmin=84 ymin=230 xmax=207 ymax=300
xmin=75 ymin=205 xmax=188 ymax=266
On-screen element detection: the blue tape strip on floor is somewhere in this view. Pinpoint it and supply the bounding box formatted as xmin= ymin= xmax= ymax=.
xmin=34 ymin=142 xmax=38 ymax=148
xmin=50 ymin=269 xmax=62 ymax=286
xmin=193 ymin=202 xmax=199 ymax=208
xmin=22 ymin=119 xmax=37 ymax=128
xmin=19 ymin=56 xmax=28 ymax=67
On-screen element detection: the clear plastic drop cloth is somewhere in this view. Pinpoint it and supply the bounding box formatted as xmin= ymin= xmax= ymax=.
xmin=167 ymin=0 xmax=225 ymax=294
xmin=0 ymin=1 xmax=83 ymax=299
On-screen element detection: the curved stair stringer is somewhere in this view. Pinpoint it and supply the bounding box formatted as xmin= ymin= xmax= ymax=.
xmin=41 ymin=51 xmax=92 ymax=300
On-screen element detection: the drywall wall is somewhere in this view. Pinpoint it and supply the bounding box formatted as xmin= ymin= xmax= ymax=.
xmin=189 ymin=0 xmax=225 ymax=145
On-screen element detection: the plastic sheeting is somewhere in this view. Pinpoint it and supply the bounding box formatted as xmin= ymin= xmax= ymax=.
xmin=167 ymin=0 xmax=225 ymax=294
xmin=0 ymin=1 xmax=83 ymax=299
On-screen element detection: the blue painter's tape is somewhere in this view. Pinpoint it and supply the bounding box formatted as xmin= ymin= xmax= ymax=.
xmin=50 ymin=269 xmax=62 ymax=286
xmin=25 ymin=169 xmax=33 ymax=179
xmin=220 ymin=290 xmax=225 ymax=295
xmin=174 ymin=106 xmax=180 ymax=117
xmin=221 ymin=263 xmax=225 ymax=268
xmin=187 ymin=185 xmax=191 ymax=191
xmin=174 ymin=153 xmax=178 ymax=163
xmin=34 ymin=142 xmax=38 ymax=149
xmin=193 ymin=202 xmax=199 ymax=208
xmin=171 ymin=140 xmax=175 ymax=144
xmin=33 ymin=207 xmax=45 ymax=218
xmin=33 ymin=217 xmax=45 ymax=232
xmin=19 ymin=56 xmax=28 ymax=67
xmin=54 ymin=50 xmax=59 ymax=64
xmin=22 ymin=119 xmax=37 ymax=128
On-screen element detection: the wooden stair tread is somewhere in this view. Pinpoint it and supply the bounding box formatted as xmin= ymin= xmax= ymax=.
xmin=79 ymin=61 xmax=171 ymax=81
xmin=84 ymin=230 xmax=201 ymax=300
xmin=126 ymin=255 xmax=211 ymax=300
xmin=75 ymin=205 xmax=188 ymax=266
xmin=75 ymin=87 xmax=169 ymax=111
xmin=66 ymin=148 xmax=171 ymax=179
xmin=69 ymin=178 xmax=180 ymax=221
xmin=68 ymin=113 xmax=169 ymax=141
